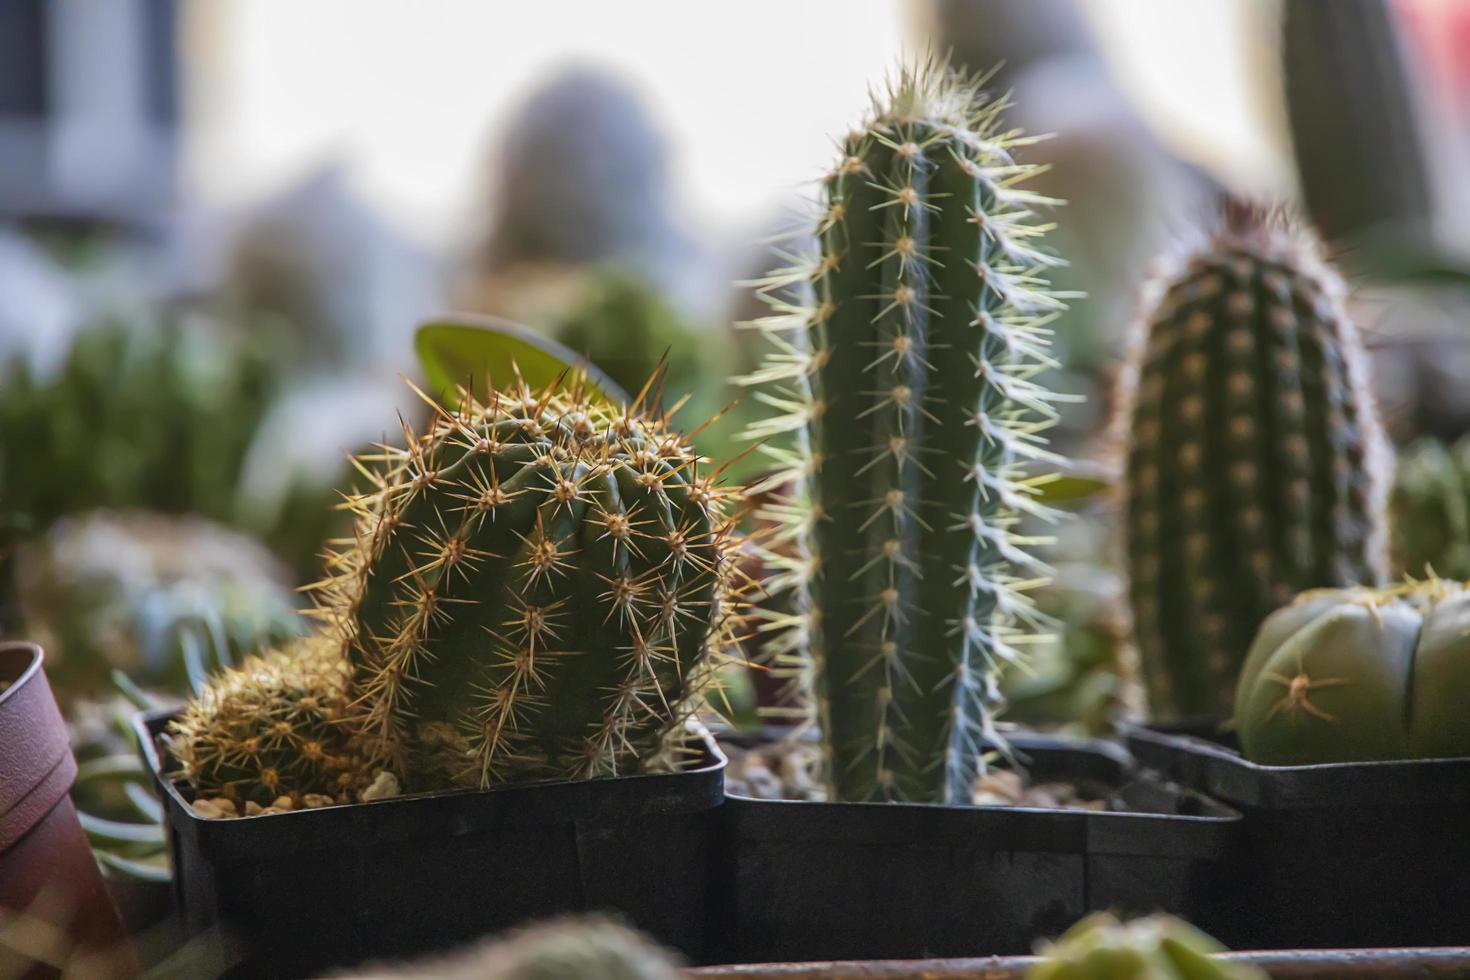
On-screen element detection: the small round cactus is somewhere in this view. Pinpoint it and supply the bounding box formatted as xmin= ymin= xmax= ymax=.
xmin=1236 ymin=579 xmax=1470 ymax=765
xmin=169 ymin=636 xmax=382 ymax=807
xmin=1028 ymin=912 xmax=1264 ymax=980
xmin=311 ymin=372 xmax=739 ymax=789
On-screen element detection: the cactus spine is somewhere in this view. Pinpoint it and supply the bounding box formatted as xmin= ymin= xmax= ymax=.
xmin=1123 ymin=204 xmax=1389 ymax=721
xmin=312 ymin=373 xmax=738 ymax=788
xmin=748 ymin=61 xmax=1065 ymax=803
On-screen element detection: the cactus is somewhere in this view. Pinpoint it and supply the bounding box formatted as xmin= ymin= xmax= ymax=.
xmin=746 ymin=59 xmax=1067 ymax=803
xmin=1028 ymin=912 xmax=1264 ymax=980
xmin=1235 ymin=579 xmax=1470 ymax=765
xmin=169 ymin=636 xmax=381 ymax=807
xmin=310 ymin=372 xmax=739 ymax=789
xmin=1122 ymin=204 xmax=1390 ymax=722
xmin=344 ymin=916 xmax=681 ymax=980
xmin=1390 ymin=436 xmax=1470 ymax=581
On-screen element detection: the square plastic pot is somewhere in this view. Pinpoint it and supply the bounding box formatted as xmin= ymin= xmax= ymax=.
xmin=711 ymin=733 xmax=1241 ymax=964
xmin=136 ymin=709 xmax=727 ymax=978
xmin=1125 ymin=721 xmax=1470 ymax=949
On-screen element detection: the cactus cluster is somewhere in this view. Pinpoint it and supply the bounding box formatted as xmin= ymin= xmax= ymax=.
xmin=1236 ymin=578 xmax=1470 ymax=765
xmin=1029 ymin=913 xmax=1263 ymax=980
xmin=170 ymin=636 xmax=379 ymax=806
xmin=1390 ymin=436 xmax=1470 ymax=581
xmin=1123 ymin=204 xmax=1390 ymax=722
xmin=304 ymin=372 xmax=739 ymax=789
xmin=747 ymin=59 xmax=1067 ymax=804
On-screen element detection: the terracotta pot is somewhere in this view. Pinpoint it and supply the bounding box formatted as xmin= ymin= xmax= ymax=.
xmin=0 ymin=641 xmax=134 ymax=977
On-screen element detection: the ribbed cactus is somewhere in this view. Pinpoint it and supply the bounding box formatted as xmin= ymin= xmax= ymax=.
xmin=1123 ymin=204 xmax=1390 ymax=721
xmin=312 ymin=373 xmax=738 ymax=788
xmin=747 ymin=60 xmax=1066 ymax=804
xmin=170 ymin=637 xmax=380 ymax=807
xmin=1236 ymin=579 xmax=1470 ymax=765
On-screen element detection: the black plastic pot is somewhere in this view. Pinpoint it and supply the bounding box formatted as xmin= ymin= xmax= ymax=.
xmin=712 ymin=733 xmax=1241 ymax=964
xmin=136 ymin=709 xmax=727 ymax=978
xmin=1125 ymin=721 xmax=1470 ymax=950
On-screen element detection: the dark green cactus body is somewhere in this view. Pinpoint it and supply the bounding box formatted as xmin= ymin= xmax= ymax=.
xmin=752 ymin=65 xmax=1064 ymax=803
xmin=325 ymin=382 xmax=732 ymax=788
xmin=1124 ymin=207 xmax=1389 ymax=721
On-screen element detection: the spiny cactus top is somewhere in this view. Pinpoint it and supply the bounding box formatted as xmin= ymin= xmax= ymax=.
xmin=310 ymin=373 xmax=739 ymax=789
xmin=746 ymin=60 xmax=1066 ymax=803
xmin=1123 ymin=204 xmax=1389 ymax=722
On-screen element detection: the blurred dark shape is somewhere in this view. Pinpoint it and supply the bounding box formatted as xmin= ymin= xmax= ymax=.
xmin=471 ymin=67 xmax=698 ymax=304
xmin=0 ymin=0 xmax=178 ymax=228
xmin=926 ymin=0 xmax=1220 ymax=443
xmin=1283 ymin=0 xmax=1447 ymax=259
xmin=927 ymin=0 xmax=1097 ymax=89
xmin=221 ymin=166 xmax=441 ymax=372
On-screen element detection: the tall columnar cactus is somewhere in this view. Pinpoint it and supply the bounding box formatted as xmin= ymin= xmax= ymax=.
xmin=311 ymin=374 xmax=738 ymax=789
xmin=1123 ymin=204 xmax=1390 ymax=721
xmin=747 ymin=61 xmax=1066 ymax=804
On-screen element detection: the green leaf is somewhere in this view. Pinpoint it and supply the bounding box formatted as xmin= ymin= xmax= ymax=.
xmin=74 ymin=754 xmax=147 ymax=787
xmin=77 ymin=810 xmax=166 ymax=846
xmin=1026 ymin=461 xmax=1116 ymax=506
xmin=415 ymin=315 xmax=630 ymax=410
xmin=124 ymin=782 xmax=165 ymax=824
xmin=95 ymin=850 xmax=171 ymax=883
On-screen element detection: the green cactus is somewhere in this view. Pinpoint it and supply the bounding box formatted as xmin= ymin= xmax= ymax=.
xmin=344 ymin=916 xmax=681 ymax=980
xmin=1123 ymin=204 xmax=1390 ymax=722
xmin=310 ymin=372 xmax=739 ymax=789
xmin=746 ymin=59 xmax=1067 ymax=803
xmin=1028 ymin=912 xmax=1264 ymax=980
xmin=15 ymin=511 xmax=301 ymax=698
xmin=170 ymin=636 xmax=383 ymax=807
xmin=1235 ymin=579 xmax=1470 ymax=765
xmin=1389 ymin=435 xmax=1470 ymax=581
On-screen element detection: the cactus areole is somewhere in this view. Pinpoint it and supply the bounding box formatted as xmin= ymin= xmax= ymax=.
xmin=311 ymin=373 xmax=739 ymax=789
xmin=748 ymin=62 xmax=1067 ymax=803
xmin=1124 ymin=204 xmax=1389 ymax=723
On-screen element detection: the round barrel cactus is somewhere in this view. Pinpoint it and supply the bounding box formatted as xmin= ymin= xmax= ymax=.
xmin=312 ymin=374 xmax=738 ymax=788
xmin=1236 ymin=580 xmax=1470 ymax=765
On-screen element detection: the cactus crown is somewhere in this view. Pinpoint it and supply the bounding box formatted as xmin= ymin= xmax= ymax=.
xmin=307 ymin=370 xmax=741 ymax=789
xmin=745 ymin=58 xmax=1067 ymax=803
xmin=1122 ymin=203 xmax=1389 ymax=721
